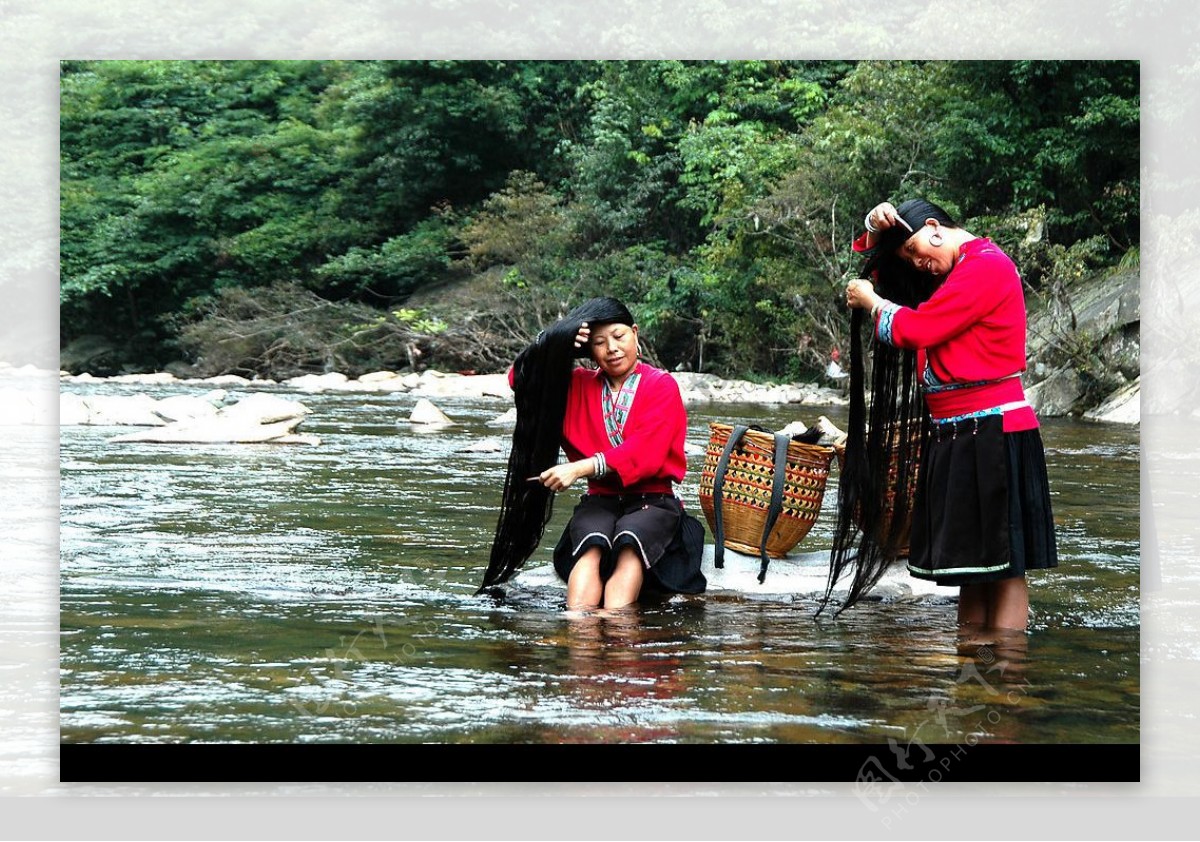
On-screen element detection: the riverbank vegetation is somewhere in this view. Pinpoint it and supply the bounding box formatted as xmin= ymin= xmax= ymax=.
xmin=60 ymin=60 xmax=1138 ymax=381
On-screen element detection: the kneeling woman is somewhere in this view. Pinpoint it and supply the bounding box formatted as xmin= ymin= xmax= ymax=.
xmin=479 ymin=297 xmax=706 ymax=609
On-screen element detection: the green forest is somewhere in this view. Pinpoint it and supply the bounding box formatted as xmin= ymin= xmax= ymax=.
xmin=59 ymin=59 xmax=1139 ymax=381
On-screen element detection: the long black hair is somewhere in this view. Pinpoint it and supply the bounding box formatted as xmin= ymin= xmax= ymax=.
xmin=477 ymin=297 xmax=636 ymax=592
xmin=821 ymin=199 xmax=955 ymax=614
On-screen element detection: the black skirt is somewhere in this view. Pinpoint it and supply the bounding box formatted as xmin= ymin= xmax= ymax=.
xmin=907 ymin=414 xmax=1058 ymax=587
xmin=552 ymin=493 xmax=707 ymax=595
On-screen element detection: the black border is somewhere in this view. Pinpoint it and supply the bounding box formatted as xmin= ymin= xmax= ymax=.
xmin=60 ymin=742 xmax=1140 ymax=783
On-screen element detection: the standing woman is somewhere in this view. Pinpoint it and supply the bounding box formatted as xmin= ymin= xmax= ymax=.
xmin=478 ymin=297 xmax=706 ymax=609
xmin=839 ymin=198 xmax=1057 ymax=631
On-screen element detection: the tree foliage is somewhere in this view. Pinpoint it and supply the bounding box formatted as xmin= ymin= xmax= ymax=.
xmin=60 ymin=60 xmax=1138 ymax=378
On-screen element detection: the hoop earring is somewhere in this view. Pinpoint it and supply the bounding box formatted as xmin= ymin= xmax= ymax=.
xmin=929 ymin=230 xmax=944 ymax=248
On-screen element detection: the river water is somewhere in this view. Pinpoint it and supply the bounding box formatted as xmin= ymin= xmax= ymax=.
xmin=59 ymin=381 xmax=1139 ymax=753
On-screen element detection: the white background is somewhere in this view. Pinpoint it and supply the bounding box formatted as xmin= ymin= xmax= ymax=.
xmin=2 ymin=1 xmax=1190 ymax=838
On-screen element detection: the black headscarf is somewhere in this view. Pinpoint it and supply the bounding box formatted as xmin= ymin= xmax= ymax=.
xmin=478 ymin=297 xmax=636 ymax=592
xmin=822 ymin=199 xmax=954 ymax=614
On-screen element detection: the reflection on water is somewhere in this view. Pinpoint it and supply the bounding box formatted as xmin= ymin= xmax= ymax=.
xmin=59 ymin=383 xmax=1139 ymax=746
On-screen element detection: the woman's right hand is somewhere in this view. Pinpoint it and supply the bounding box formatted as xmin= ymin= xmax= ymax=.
xmin=865 ymin=202 xmax=913 ymax=234
xmin=573 ymin=322 xmax=590 ymax=349
xmin=534 ymin=460 xmax=590 ymax=492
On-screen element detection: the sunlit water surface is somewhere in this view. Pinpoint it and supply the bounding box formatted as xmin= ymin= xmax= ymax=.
xmin=59 ymin=382 xmax=1139 ymax=747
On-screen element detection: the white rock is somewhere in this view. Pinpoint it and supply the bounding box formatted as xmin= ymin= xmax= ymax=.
xmin=411 ymin=372 xmax=511 ymax=400
xmin=408 ymin=398 xmax=454 ymax=426
xmin=221 ymin=393 xmax=311 ymax=424
xmin=354 ymin=372 xmax=408 ymax=392
xmin=358 ymin=370 xmax=399 ymax=383
xmin=1083 ymin=378 xmax=1140 ymax=425
xmin=200 ymin=374 xmax=253 ymax=386
xmin=284 ymin=372 xmax=349 ymax=392
xmin=514 ymin=544 xmax=957 ymax=603
xmin=76 ymin=394 xmax=166 ymax=426
xmin=153 ymin=394 xmax=221 ymax=423
xmin=59 ymin=393 xmax=91 ymax=425
xmin=109 ymin=417 xmax=314 ymax=444
xmin=487 ymin=407 xmax=517 ymax=427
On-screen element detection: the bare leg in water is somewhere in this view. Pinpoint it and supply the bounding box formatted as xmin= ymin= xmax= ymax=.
xmin=602 ymin=548 xmax=644 ymax=609
xmin=987 ymin=576 xmax=1029 ymax=631
xmin=566 ymin=547 xmax=604 ymax=610
xmin=567 ymin=546 xmax=644 ymax=610
xmin=958 ymin=577 xmax=1029 ymax=632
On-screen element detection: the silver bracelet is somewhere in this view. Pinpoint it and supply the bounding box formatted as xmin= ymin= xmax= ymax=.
xmin=864 ymin=212 xmax=880 ymax=234
xmin=593 ymin=453 xmax=606 ymax=478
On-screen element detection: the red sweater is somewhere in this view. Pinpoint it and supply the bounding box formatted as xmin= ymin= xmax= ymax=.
xmin=855 ymin=235 xmax=1038 ymax=432
xmin=508 ymin=361 xmax=688 ymax=494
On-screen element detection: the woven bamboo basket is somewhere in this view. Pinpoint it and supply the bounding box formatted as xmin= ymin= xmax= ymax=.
xmin=698 ymin=423 xmax=835 ymax=558
xmin=833 ymin=423 xmax=922 ymax=557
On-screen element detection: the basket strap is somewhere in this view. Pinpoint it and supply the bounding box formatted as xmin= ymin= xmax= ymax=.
xmin=757 ymin=432 xmax=791 ymax=583
xmin=710 ymin=424 xmax=750 ymax=570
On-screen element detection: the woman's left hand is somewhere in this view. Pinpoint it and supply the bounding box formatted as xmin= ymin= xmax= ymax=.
xmin=845 ymin=278 xmax=880 ymax=311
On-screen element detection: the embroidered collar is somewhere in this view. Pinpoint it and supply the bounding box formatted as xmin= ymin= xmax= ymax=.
xmin=601 ymin=368 xmax=641 ymax=446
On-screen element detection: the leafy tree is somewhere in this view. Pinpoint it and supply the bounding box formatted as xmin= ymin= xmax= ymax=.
xmin=60 ymin=59 xmax=1138 ymax=379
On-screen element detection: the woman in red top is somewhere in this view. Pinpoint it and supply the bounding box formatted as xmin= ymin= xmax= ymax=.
xmin=480 ymin=297 xmax=705 ymax=609
xmin=843 ymin=199 xmax=1057 ymax=631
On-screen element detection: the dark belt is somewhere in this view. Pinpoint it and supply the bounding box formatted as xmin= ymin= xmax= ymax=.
xmin=585 ymin=491 xmax=676 ymax=505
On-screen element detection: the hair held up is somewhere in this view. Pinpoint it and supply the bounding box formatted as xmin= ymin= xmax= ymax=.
xmin=478 ymin=297 xmax=635 ymax=591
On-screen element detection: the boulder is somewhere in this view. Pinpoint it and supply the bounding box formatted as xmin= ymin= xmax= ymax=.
xmin=1083 ymin=377 xmax=1140 ymax=425
xmin=410 ymin=372 xmax=512 ymax=399
xmin=669 ymin=371 xmax=845 ymax=406
xmin=153 ymin=394 xmax=222 ymax=423
xmin=106 ymin=393 xmax=317 ymax=444
xmin=358 ymin=370 xmax=399 ymax=383
xmin=514 ymin=544 xmax=957 ymax=603
xmin=195 ymin=374 xmax=254 ymax=387
xmin=59 ymin=393 xmax=91 ymax=425
xmin=408 ymin=398 xmax=454 ymax=426
xmin=219 ymin=392 xmax=310 ymax=424
xmin=486 ymin=407 xmax=517 ymax=427
xmin=62 ymin=394 xmax=165 ymax=426
xmin=1026 ymin=369 xmax=1084 ymax=418
xmin=283 ymin=372 xmax=349 ymax=392
xmin=109 ymin=416 xmax=316 ymax=445
xmin=1025 ymin=268 xmax=1140 ymax=418
xmin=355 ymin=371 xmax=409 ymax=392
